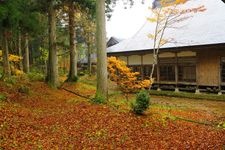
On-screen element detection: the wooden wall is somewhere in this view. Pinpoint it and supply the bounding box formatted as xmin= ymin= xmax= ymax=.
xmin=110 ymin=47 xmax=225 ymax=87
xmin=197 ymin=49 xmax=225 ymax=86
xmin=177 ymin=51 xmax=196 ymax=57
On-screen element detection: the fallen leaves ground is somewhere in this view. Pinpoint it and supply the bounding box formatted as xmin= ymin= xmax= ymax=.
xmin=0 ymin=79 xmax=225 ymax=149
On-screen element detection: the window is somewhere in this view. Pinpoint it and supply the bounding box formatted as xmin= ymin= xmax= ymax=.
xmin=178 ymin=57 xmax=196 ymax=82
xmin=143 ymin=65 xmax=151 ymax=78
xmin=129 ymin=65 xmax=141 ymax=73
xmin=160 ymin=65 xmax=175 ymax=81
xmin=178 ymin=65 xmax=196 ymax=82
xmin=222 ymin=57 xmax=225 ymax=82
xmin=143 ymin=65 xmax=157 ymax=79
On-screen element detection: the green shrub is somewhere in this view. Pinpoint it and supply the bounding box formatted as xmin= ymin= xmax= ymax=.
xmin=4 ymin=76 xmax=17 ymax=85
xmin=59 ymin=68 xmax=67 ymax=76
xmin=92 ymin=93 xmax=106 ymax=104
xmin=66 ymin=75 xmax=79 ymax=83
xmin=132 ymin=90 xmax=150 ymax=115
xmin=0 ymin=66 xmax=3 ymax=79
xmin=27 ymin=72 xmax=45 ymax=81
xmin=0 ymin=94 xmax=7 ymax=102
xmin=18 ymin=85 xmax=30 ymax=94
xmin=78 ymin=71 xmax=85 ymax=76
xmin=217 ymin=122 xmax=225 ymax=129
xmin=72 ymin=76 xmax=79 ymax=82
xmin=149 ymin=90 xmax=225 ymax=101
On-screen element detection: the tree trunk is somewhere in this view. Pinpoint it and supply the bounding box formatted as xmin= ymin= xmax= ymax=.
xmin=87 ymin=42 xmax=92 ymax=75
xmin=23 ymin=33 xmax=30 ymax=73
xmin=46 ymin=1 xmax=58 ymax=88
xmin=148 ymin=54 xmax=157 ymax=90
xmin=2 ymin=30 xmax=11 ymax=78
xmin=67 ymin=1 xmax=77 ymax=81
xmin=96 ymin=0 xmax=108 ymax=100
xmin=17 ymin=31 xmax=23 ymax=71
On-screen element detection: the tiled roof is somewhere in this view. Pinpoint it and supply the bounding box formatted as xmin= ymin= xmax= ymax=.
xmin=107 ymin=0 xmax=225 ymax=53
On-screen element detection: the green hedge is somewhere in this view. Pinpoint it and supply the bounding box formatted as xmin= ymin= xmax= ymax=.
xmin=149 ymin=90 xmax=225 ymax=101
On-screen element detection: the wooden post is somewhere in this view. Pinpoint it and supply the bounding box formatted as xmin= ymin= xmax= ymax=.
xmin=218 ymin=57 xmax=222 ymax=95
xmin=195 ymin=51 xmax=200 ymax=94
xmin=127 ymin=56 xmax=129 ymax=66
xmin=141 ymin=55 xmax=144 ymax=80
xmin=175 ymin=52 xmax=179 ymax=92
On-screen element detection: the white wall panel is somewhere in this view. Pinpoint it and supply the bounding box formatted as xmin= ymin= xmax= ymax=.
xmin=128 ymin=55 xmax=141 ymax=65
xmin=159 ymin=52 xmax=175 ymax=58
xmin=143 ymin=54 xmax=154 ymax=64
xmin=177 ymin=51 xmax=196 ymax=57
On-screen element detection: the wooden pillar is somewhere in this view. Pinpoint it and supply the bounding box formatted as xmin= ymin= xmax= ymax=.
xmin=141 ymin=55 xmax=144 ymax=80
xmin=195 ymin=51 xmax=200 ymax=94
xmin=218 ymin=57 xmax=222 ymax=95
xmin=175 ymin=52 xmax=179 ymax=92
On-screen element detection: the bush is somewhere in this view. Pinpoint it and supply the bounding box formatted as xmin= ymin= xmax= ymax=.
xmin=18 ymin=85 xmax=30 ymax=94
xmin=107 ymin=57 xmax=153 ymax=94
xmin=132 ymin=90 xmax=150 ymax=115
xmin=59 ymin=68 xmax=67 ymax=76
xmin=149 ymin=90 xmax=225 ymax=101
xmin=217 ymin=122 xmax=225 ymax=129
xmin=0 ymin=66 xmax=3 ymax=79
xmin=92 ymin=93 xmax=106 ymax=104
xmin=0 ymin=94 xmax=7 ymax=102
xmin=78 ymin=71 xmax=86 ymax=76
xmin=27 ymin=72 xmax=45 ymax=81
xmin=66 ymin=75 xmax=79 ymax=83
xmin=72 ymin=76 xmax=79 ymax=82
xmin=4 ymin=76 xmax=17 ymax=85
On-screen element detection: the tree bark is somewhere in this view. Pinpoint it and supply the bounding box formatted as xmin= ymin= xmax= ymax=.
xmin=23 ymin=33 xmax=29 ymax=73
xmin=17 ymin=30 xmax=23 ymax=71
xmin=2 ymin=30 xmax=11 ymax=78
xmin=67 ymin=1 xmax=77 ymax=81
xmin=46 ymin=0 xmax=58 ymax=88
xmin=87 ymin=42 xmax=92 ymax=75
xmin=96 ymin=0 xmax=108 ymax=100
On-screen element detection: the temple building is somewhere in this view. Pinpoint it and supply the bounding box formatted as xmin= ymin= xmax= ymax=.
xmin=107 ymin=0 xmax=225 ymax=94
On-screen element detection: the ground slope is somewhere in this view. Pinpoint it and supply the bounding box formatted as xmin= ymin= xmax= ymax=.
xmin=0 ymin=81 xmax=224 ymax=149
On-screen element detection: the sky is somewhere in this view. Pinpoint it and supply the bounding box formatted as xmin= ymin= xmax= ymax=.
xmin=106 ymin=0 xmax=153 ymax=39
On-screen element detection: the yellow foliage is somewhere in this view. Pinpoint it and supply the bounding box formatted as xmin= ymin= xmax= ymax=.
xmin=160 ymin=0 xmax=187 ymax=7
xmin=175 ymin=0 xmax=187 ymax=4
xmin=108 ymin=57 xmax=154 ymax=93
xmin=147 ymin=34 xmax=155 ymax=39
xmin=0 ymin=50 xmax=23 ymax=62
xmin=159 ymin=38 xmax=168 ymax=46
xmin=8 ymin=54 xmax=22 ymax=62
xmin=0 ymin=50 xmax=24 ymax=76
xmin=11 ymin=66 xmax=24 ymax=76
xmin=148 ymin=0 xmax=205 ymax=21
xmin=147 ymin=17 xmax=157 ymax=23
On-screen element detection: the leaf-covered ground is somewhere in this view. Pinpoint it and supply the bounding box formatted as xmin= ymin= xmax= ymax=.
xmin=0 ymin=80 xmax=225 ymax=149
